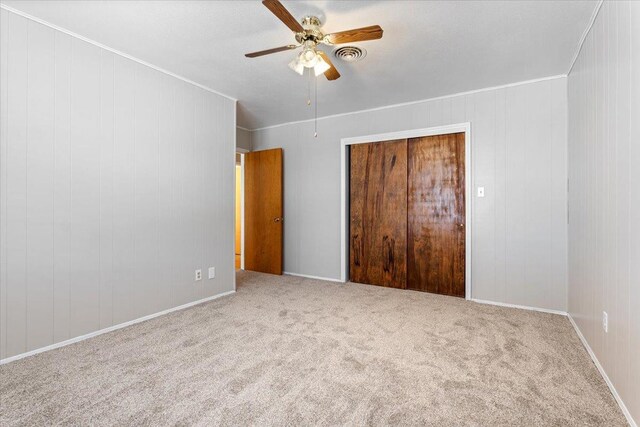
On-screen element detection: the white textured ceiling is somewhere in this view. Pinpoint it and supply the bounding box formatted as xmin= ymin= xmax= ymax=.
xmin=3 ymin=0 xmax=597 ymax=129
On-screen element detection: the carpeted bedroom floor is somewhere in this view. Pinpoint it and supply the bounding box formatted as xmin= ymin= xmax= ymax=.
xmin=0 ymin=271 xmax=626 ymax=426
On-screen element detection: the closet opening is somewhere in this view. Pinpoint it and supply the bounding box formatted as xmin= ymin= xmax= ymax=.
xmin=339 ymin=124 xmax=472 ymax=299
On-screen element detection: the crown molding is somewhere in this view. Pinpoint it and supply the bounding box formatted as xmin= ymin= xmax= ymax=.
xmin=247 ymin=74 xmax=567 ymax=132
xmin=567 ymin=0 xmax=604 ymax=75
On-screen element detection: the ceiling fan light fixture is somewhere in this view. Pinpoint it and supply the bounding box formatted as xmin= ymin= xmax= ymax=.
xmin=299 ymin=48 xmax=319 ymax=67
xmin=313 ymin=55 xmax=331 ymax=76
xmin=288 ymin=57 xmax=305 ymax=75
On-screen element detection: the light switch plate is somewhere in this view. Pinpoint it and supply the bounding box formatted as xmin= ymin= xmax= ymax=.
xmin=477 ymin=187 xmax=485 ymax=197
xmin=208 ymin=267 xmax=215 ymax=279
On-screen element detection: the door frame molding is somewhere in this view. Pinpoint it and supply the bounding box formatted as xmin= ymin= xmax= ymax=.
xmin=235 ymin=148 xmax=249 ymax=272
xmin=340 ymin=122 xmax=473 ymax=300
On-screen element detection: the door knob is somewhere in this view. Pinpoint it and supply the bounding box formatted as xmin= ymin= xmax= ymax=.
xmin=274 ymin=217 xmax=284 ymax=223
xmin=458 ymin=223 xmax=464 ymax=227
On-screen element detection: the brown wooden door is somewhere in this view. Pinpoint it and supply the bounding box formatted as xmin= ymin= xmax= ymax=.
xmin=244 ymin=148 xmax=283 ymax=275
xmin=407 ymin=133 xmax=465 ymax=297
xmin=349 ymin=140 xmax=407 ymax=288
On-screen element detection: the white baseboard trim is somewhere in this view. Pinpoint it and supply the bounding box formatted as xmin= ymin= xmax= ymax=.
xmin=0 ymin=290 xmax=236 ymax=366
xmin=471 ymin=298 xmax=567 ymax=316
xmin=283 ymin=271 xmax=344 ymax=283
xmin=568 ymin=314 xmax=637 ymax=427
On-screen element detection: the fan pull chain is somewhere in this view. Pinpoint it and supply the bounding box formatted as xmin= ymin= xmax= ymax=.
xmin=307 ymin=67 xmax=312 ymax=106
xmin=314 ymin=74 xmax=318 ymax=138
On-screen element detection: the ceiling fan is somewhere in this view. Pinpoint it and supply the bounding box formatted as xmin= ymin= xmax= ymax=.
xmin=245 ymin=0 xmax=384 ymax=81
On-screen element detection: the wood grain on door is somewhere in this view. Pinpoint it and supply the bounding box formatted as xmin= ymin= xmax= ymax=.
xmin=407 ymin=133 xmax=465 ymax=297
xmin=350 ymin=140 xmax=408 ymax=289
xmin=244 ymin=148 xmax=283 ymax=275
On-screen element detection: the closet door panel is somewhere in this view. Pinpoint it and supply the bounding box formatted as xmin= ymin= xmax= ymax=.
xmin=407 ymin=133 xmax=465 ymax=297
xmin=350 ymin=140 xmax=407 ymax=288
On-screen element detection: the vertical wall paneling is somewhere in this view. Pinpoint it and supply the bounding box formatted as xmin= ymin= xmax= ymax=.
xmin=69 ymin=39 xmax=101 ymax=339
xmin=133 ymin=63 xmax=160 ymax=318
xmin=471 ymin=90 xmax=495 ymax=302
xmin=492 ymin=88 xmax=507 ymax=304
xmin=503 ymin=84 xmax=526 ymax=306
xmin=25 ymin=20 xmax=55 ymax=351
xmin=112 ymin=55 xmax=135 ymax=325
xmin=629 ymin=3 xmax=640 ymax=422
xmin=252 ymin=77 xmax=568 ymax=312
xmin=550 ymin=77 xmax=568 ymax=311
xmin=5 ymin=12 xmax=29 ymax=357
xmin=52 ymin=30 xmax=71 ymax=344
xmin=568 ymin=1 xmax=639 ymax=424
xmin=99 ymin=50 xmax=114 ymax=329
xmin=184 ymin=84 xmax=197 ymax=304
xmin=0 ymin=9 xmax=9 ymax=359
xmin=157 ymin=75 xmax=174 ymax=312
xmin=0 ymin=9 xmax=236 ymax=360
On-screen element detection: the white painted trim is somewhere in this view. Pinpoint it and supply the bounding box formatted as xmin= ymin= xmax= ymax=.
xmin=247 ymin=75 xmax=567 ymax=132
xmin=472 ymin=298 xmax=567 ymax=316
xmin=283 ymin=271 xmax=343 ymax=283
xmin=236 ymin=125 xmax=252 ymax=132
xmin=235 ymin=148 xmax=250 ymax=154
xmin=340 ymin=123 xmax=473 ymax=300
xmin=568 ymin=314 xmax=638 ymax=427
xmin=233 ymin=101 xmax=238 ymax=291
xmin=0 ymin=290 xmax=236 ymax=366
xmin=567 ymin=0 xmax=604 ymax=75
xmin=240 ymin=154 xmax=245 ymax=271
xmin=0 ymin=3 xmax=237 ymax=102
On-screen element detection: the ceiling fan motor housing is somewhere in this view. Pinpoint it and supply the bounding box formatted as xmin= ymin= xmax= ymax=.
xmin=295 ymin=16 xmax=325 ymax=45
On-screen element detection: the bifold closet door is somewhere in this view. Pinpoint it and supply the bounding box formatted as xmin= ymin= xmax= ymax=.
xmin=350 ymin=140 xmax=407 ymax=288
xmin=407 ymin=133 xmax=465 ymax=297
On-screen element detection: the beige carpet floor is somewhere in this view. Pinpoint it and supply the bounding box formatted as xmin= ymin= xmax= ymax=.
xmin=0 ymin=271 xmax=626 ymax=426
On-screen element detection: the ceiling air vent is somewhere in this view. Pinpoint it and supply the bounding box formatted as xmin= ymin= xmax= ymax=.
xmin=333 ymin=46 xmax=367 ymax=62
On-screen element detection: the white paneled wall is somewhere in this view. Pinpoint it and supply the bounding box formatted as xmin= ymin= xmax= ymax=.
xmin=252 ymin=77 xmax=568 ymax=312
xmin=567 ymin=1 xmax=639 ymax=424
xmin=0 ymin=10 xmax=236 ymax=360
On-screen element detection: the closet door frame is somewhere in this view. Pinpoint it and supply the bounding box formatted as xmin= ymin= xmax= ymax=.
xmin=340 ymin=122 xmax=472 ymax=300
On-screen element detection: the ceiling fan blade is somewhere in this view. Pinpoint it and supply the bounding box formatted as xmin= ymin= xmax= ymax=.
xmin=317 ymin=51 xmax=340 ymax=81
xmin=262 ymin=0 xmax=304 ymax=33
xmin=324 ymin=25 xmax=383 ymax=45
xmin=245 ymin=45 xmax=299 ymax=58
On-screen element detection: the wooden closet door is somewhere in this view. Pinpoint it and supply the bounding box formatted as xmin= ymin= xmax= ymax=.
xmin=407 ymin=133 xmax=465 ymax=297
xmin=350 ymin=140 xmax=407 ymax=288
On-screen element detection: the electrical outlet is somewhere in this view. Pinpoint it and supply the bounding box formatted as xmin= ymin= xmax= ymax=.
xmin=195 ymin=269 xmax=202 ymax=281
xmin=208 ymin=267 xmax=215 ymax=279
xmin=602 ymin=311 xmax=608 ymax=333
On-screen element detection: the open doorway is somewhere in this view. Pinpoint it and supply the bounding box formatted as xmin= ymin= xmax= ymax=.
xmin=235 ymin=148 xmax=284 ymax=274
xmin=235 ymin=153 xmax=244 ymax=270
